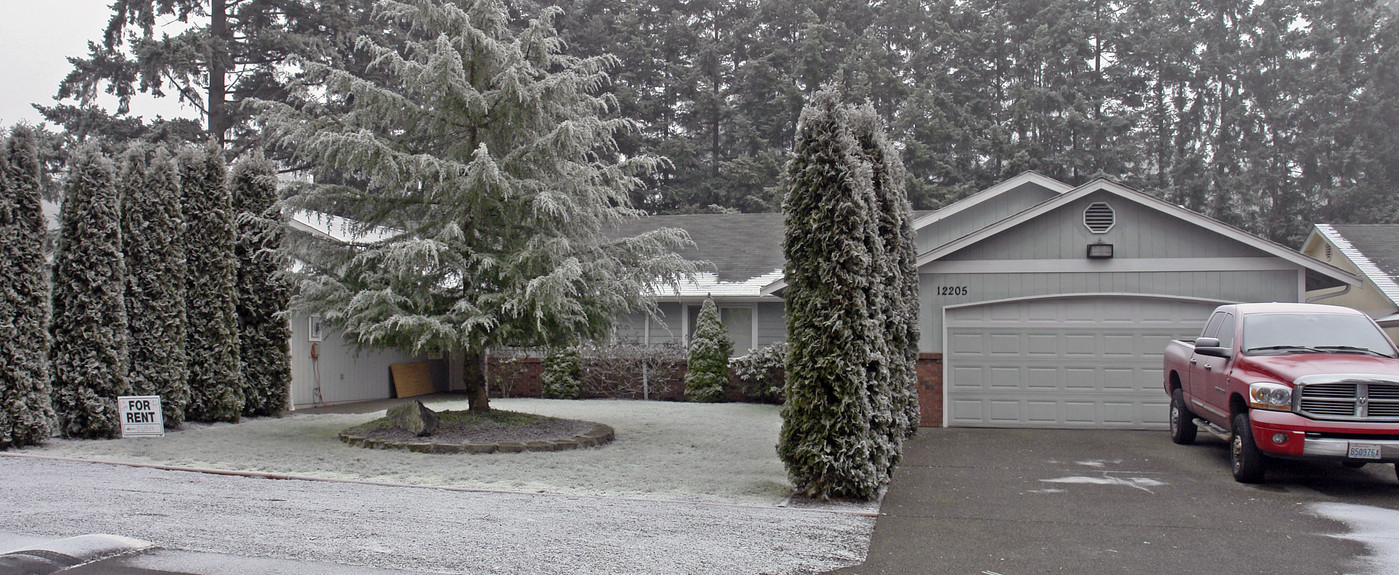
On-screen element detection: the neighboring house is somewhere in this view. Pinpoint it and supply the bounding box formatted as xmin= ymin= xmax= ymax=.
xmin=1300 ymin=224 xmax=1399 ymax=343
xmin=284 ymin=211 xmax=445 ymax=409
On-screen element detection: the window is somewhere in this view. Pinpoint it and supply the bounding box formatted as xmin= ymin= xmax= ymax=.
xmin=686 ymin=304 xmax=756 ymax=356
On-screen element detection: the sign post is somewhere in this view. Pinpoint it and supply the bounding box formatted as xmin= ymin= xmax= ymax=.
xmin=117 ymin=396 xmax=164 ymax=438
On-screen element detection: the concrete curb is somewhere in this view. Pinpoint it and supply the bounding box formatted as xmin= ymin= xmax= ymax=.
xmin=0 ymin=534 xmax=152 ymax=574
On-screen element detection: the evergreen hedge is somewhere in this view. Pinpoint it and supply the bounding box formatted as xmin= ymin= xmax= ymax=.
xmin=684 ymin=297 xmax=732 ymax=402
xmin=181 ymin=146 xmax=243 ymax=422
xmin=120 ymin=146 xmax=190 ymax=427
xmin=51 ymin=144 xmax=130 ymax=439
xmin=232 ymin=153 xmax=291 ymax=416
xmin=0 ymin=126 xmax=57 ymax=448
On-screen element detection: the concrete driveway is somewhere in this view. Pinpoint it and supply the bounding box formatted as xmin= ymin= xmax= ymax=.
xmin=833 ymin=428 xmax=1399 ymax=574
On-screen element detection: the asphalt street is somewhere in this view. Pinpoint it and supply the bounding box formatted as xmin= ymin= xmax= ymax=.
xmin=0 ymin=455 xmax=871 ymax=574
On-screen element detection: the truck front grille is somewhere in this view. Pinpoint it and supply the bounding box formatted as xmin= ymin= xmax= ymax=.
xmin=1297 ymin=381 xmax=1399 ymax=421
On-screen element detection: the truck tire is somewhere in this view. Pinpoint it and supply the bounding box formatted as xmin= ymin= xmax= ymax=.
xmin=1231 ymin=412 xmax=1266 ymax=483
xmin=1170 ymin=389 xmax=1197 ymax=445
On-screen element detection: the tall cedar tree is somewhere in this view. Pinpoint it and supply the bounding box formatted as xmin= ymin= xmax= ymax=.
xmin=51 ymin=144 xmax=130 ymax=439
xmin=0 ymin=126 xmax=57 ymax=448
xmin=120 ymin=146 xmax=190 ymax=427
xmin=545 ymin=0 xmax=1399 ymax=241
xmin=684 ymin=297 xmax=732 ymax=402
xmin=849 ymin=105 xmax=921 ymax=441
xmin=50 ymin=0 xmax=379 ymax=149
xmin=257 ymin=0 xmax=697 ymax=412
xmin=181 ymin=145 xmax=243 ymax=422
xmin=232 ymin=153 xmax=292 ymax=416
xmin=778 ymin=88 xmax=883 ymax=500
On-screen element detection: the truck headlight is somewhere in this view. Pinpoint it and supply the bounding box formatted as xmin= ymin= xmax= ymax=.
xmin=1248 ymin=382 xmax=1293 ymax=411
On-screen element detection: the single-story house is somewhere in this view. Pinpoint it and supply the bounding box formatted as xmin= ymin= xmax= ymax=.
xmin=763 ymin=172 xmax=1359 ymax=429
xmin=284 ymin=173 xmax=1362 ymax=428
xmin=1300 ymin=224 xmax=1399 ymax=342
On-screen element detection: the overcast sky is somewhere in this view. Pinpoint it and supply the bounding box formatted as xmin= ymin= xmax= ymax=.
xmin=0 ymin=0 xmax=193 ymax=127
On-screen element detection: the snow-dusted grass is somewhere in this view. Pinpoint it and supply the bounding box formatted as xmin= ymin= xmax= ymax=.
xmin=37 ymin=398 xmax=798 ymax=506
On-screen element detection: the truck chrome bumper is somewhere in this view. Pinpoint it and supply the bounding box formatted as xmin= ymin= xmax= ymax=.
xmin=1301 ymin=438 xmax=1399 ymax=461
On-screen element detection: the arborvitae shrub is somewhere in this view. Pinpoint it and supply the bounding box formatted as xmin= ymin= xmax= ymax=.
xmin=541 ymin=347 xmax=582 ymax=399
xmin=232 ymin=153 xmax=291 ymax=417
xmin=684 ymin=297 xmax=731 ymax=402
xmin=181 ymin=145 xmax=243 ymax=423
xmin=50 ymin=144 xmax=130 ymax=439
xmin=120 ymin=146 xmax=190 ymax=427
xmin=0 ymin=126 xmax=57 ymax=448
xmin=777 ymin=88 xmax=882 ymax=500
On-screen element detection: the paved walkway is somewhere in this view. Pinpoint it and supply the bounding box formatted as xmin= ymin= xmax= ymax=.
xmin=831 ymin=427 xmax=1399 ymax=574
xmin=291 ymin=392 xmax=470 ymax=415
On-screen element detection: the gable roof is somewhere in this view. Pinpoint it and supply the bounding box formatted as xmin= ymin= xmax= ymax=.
xmin=910 ymin=170 xmax=1073 ymax=232
xmin=614 ymin=212 xmax=787 ymax=299
xmin=1312 ymin=224 xmax=1399 ymax=309
xmin=916 ymin=178 xmax=1360 ymax=289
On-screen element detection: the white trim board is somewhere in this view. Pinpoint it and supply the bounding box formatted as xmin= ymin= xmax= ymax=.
xmin=923 ymin=257 xmax=1298 ymax=275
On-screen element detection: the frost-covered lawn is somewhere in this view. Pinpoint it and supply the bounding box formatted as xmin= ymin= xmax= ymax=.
xmin=37 ymin=398 xmax=798 ymax=506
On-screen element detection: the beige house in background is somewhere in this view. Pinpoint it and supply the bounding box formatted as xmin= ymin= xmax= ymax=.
xmin=1301 ymin=224 xmax=1399 ymax=343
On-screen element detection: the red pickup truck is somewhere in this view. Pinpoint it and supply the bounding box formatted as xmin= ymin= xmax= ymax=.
xmin=1163 ymin=303 xmax=1399 ymax=483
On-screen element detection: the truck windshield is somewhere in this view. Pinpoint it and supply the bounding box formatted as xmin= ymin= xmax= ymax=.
xmin=1242 ymin=313 xmax=1398 ymax=357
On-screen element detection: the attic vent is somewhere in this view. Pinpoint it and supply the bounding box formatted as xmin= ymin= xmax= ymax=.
xmin=1325 ymin=244 xmax=1333 ymax=261
xmin=1083 ymin=202 xmax=1115 ymax=234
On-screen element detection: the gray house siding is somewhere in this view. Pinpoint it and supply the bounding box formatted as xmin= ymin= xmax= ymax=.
xmin=915 ymin=181 xmax=1062 ymax=254
xmin=289 ymin=312 xmax=430 ymax=408
xmin=943 ymin=191 xmax=1273 ymax=262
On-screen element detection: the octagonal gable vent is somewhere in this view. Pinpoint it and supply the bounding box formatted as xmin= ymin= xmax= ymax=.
xmin=1083 ymin=202 xmax=1115 ymax=233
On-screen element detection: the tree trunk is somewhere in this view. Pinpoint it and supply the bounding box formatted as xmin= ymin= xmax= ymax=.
xmin=209 ymin=0 xmax=228 ymax=144
xmin=462 ymin=350 xmax=491 ymax=412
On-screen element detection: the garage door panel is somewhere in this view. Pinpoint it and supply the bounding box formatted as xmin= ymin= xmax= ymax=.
xmin=1026 ymin=401 xmax=1059 ymax=423
xmin=1063 ymin=335 xmax=1097 ymax=356
xmin=1026 ymin=367 xmax=1058 ymax=389
xmin=946 ymin=296 xmax=1220 ymax=429
xmin=951 ymin=366 xmax=983 ymax=389
xmin=988 ymin=334 xmax=1020 ymax=355
xmin=951 ymin=333 xmax=984 ymax=355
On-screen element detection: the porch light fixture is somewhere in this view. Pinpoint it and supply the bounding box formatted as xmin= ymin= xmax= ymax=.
xmin=1086 ymin=241 xmax=1114 ymax=259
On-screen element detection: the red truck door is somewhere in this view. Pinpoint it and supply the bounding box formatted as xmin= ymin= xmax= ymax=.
xmin=1190 ymin=311 xmax=1234 ymax=425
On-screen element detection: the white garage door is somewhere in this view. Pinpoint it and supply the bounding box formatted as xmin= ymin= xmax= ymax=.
xmin=944 ymin=295 xmax=1221 ymax=429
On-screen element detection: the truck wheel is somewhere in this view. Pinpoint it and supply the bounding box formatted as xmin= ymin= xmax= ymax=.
xmin=1231 ymin=413 xmax=1266 ymax=483
xmin=1170 ymin=389 xmax=1197 ymax=445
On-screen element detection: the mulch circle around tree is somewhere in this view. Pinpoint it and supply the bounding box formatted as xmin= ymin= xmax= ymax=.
xmin=339 ymin=409 xmax=614 ymax=454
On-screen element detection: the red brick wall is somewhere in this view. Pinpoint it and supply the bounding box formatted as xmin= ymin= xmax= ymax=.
xmin=487 ymin=353 xmax=943 ymax=425
xmin=915 ymin=353 xmax=944 ymax=427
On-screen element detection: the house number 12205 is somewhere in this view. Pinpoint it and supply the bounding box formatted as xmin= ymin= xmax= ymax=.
xmin=938 ymin=286 xmax=968 ymax=296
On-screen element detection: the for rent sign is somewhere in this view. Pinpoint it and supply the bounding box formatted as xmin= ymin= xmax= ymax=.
xmin=118 ymin=396 xmax=164 ymax=438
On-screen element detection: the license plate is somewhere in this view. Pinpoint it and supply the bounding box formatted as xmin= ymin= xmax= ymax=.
xmin=1348 ymin=443 xmax=1382 ymax=460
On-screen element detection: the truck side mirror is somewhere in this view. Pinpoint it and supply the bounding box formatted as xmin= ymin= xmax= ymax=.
xmin=1194 ymin=337 xmax=1231 ymax=358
